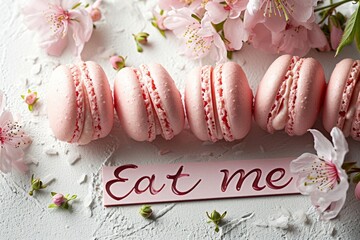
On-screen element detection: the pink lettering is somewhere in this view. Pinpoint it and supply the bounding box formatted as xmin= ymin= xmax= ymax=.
xmin=266 ymin=168 xmax=293 ymax=190
xmin=220 ymin=169 xmax=266 ymax=192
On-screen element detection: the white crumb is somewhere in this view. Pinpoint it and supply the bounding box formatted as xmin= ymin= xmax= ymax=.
xmin=78 ymin=174 xmax=87 ymax=184
xmin=45 ymin=148 xmax=58 ymax=156
xmin=68 ymin=153 xmax=81 ymax=165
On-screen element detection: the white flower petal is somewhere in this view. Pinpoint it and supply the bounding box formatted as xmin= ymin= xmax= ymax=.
xmin=330 ymin=127 xmax=348 ymax=166
xmin=320 ymin=197 xmax=346 ymax=220
xmin=290 ymin=153 xmax=317 ymax=174
xmin=308 ymin=129 xmax=333 ymax=160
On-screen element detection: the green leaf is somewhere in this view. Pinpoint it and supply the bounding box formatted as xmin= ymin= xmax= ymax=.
xmin=355 ymin=21 xmax=360 ymax=52
xmin=62 ymin=202 xmax=69 ymax=210
xmin=48 ymin=204 xmax=58 ymax=208
xmin=70 ymin=195 xmax=77 ymax=200
xmin=336 ymin=4 xmax=360 ymax=56
xmin=353 ymin=173 xmax=360 ymax=183
xmin=51 ymin=192 xmax=57 ymax=196
xmin=71 ymin=2 xmax=81 ymax=10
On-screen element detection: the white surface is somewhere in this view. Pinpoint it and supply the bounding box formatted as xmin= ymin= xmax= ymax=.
xmin=0 ymin=0 xmax=360 ymax=239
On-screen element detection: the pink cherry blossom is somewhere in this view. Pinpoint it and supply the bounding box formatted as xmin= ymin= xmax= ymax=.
xmin=205 ymin=0 xmax=247 ymax=24
xmin=290 ymin=127 xmax=349 ymax=220
xmin=245 ymin=9 xmax=329 ymax=56
xmin=164 ymin=8 xmax=227 ymax=62
xmin=223 ymin=18 xmax=249 ymax=51
xmin=246 ymin=0 xmax=317 ymax=24
xmin=0 ymin=91 xmax=32 ymax=173
xmin=22 ymin=0 xmax=93 ymax=57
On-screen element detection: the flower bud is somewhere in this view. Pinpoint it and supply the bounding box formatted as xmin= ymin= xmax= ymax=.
xmin=53 ymin=193 xmax=65 ymax=207
xmin=329 ymin=15 xmax=343 ymax=50
xmin=91 ymin=8 xmax=102 ymax=22
xmin=355 ymin=182 xmax=360 ymax=200
xmin=109 ymin=55 xmax=126 ymax=71
xmin=139 ymin=205 xmax=152 ymax=218
xmin=134 ymin=32 xmax=150 ymax=45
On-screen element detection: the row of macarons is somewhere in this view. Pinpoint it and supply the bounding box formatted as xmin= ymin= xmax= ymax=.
xmin=47 ymin=55 xmax=360 ymax=145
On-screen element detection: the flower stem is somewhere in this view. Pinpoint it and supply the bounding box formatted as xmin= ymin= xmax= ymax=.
xmin=315 ymin=0 xmax=355 ymax=12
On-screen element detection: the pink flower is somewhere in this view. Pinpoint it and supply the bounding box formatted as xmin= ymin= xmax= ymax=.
xmin=22 ymin=0 xmax=93 ymax=57
xmin=109 ymin=55 xmax=126 ymax=71
xmin=246 ymin=0 xmax=317 ymax=23
xmin=24 ymin=93 xmax=37 ymax=105
xmin=290 ymin=127 xmax=349 ymax=220
xmin=52 ymin=193 xmax=65 ymax=206
xmin=0 ymin=91 xmax=32 ymax=173
xmin=223 ymin=17 xmax=249 ymax=51
xmin=244 ymin=0 xmax=328 ymax=56
xmin=205 ymin=0 xmax=247 ymax=24
xmin=164 ymin=8 xmax=227 ymax=62
xmin=355 ymin=182 xmax=360 ymax=200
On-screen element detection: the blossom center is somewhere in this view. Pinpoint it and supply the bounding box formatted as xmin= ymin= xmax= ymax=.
xmin=305 ymin=159 xmax=340 ymax=192
xmin=263 ymin=0 xmax=294 ymax=21
xmin=183 ymin=23 xmax=212 ymax=58
xmin=45 ymin=5 xmax=71 ymax=38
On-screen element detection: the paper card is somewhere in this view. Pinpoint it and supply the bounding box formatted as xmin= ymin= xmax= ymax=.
xmin=103 ymin=158 xmax=299 ymax=206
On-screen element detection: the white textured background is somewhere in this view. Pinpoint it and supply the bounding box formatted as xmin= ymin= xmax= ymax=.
xmin=0 ymin=0 xmax=359 ymax=239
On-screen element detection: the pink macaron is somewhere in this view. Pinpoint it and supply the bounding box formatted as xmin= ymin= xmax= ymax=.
xmin=47 ymin=61 xmax=114 ymax=145
xmin=114 ymin=63 xmax=185 ymax=141
xmin=185 ymin=62 xmax=253 ymax=142
xmin=254 ymin=55 xmax=326 ymax=136
xmin=323 ymin=59 xmax=360 ymax=140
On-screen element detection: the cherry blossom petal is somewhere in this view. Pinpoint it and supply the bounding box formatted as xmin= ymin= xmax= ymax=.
xmin=69 ymin=9 xmax=94 ymax=57
xmin=308 ymin=23 xmax=331 ymax=51
xmin=330 ymin=127 xmax=348 ymax=167
xmin=205 ymin=1 xmax=228 ymax=24
xmin=46 ymin=36 xmax=68 ymax=56
xmin=246 ymin=0 xmax=262 ymax=15
xmin=224 ymin=18 xmax=248 ymax=50
xmin=308 ymin=129 xmax=333 ymax=161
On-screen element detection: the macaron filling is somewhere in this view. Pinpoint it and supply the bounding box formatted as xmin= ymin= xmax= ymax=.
xmin=80 ymin=62 xmax=102 ymax=140
xmin=200 ymin=65 xmax=218 ymax=142
xmin=132 ymin=67 xmax=156 ymax=141
xmin=336 ymin=60 xmax=360 ymax=138
xmin=139 ymin=64 xmax=174 ymax=140
xmin=267 ymin=56 xmax=303 ymax=135
xmin=213 ymin=64 xmax=234 ymax=142
xmin=68 ymin=64 xmax=85 ymax=143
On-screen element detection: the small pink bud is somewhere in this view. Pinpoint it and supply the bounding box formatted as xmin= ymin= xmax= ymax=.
xmin=91 ymin=8 xmax=102 ymax=22
xmin=52 ymin=193 xmax=65 ymax=206
xmin=156 ymin=15 xmax=167 ymax=31
xmin=329 ymin=15 xmax=344 ymax=50
xmin=355 ymin=182 xmax=360 ymax=200
xmin=24 ymin=92 xmax=37 ymax=105
xmin=109 ymin=55 xmax=126 ymax=71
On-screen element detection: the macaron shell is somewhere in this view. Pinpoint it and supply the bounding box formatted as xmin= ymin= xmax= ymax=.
xmin=220 ymin=62 xmax=253 ymax=139
xmin=185 ymin=66 xmax=212 ymax=141
xmin=146 ymin=63 xmax=185 ymax=137
xmin=254 ymin=54 xmax=293 ymax=131
xmin=323 ymin=58 xmax=355 ymax=134
xmin=290 ymin=58 xmax=326 ymax=135
xmin=85 ymin=61 xmax=114 ymax=139
xmin=114 ymin=67 xmax=154 ymax=141
xmin=47 ymin=65 xmax=77 ymax=142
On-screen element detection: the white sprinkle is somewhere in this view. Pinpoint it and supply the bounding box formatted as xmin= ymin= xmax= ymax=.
xmin=268 ymin=215 xmax=289 ymax=229
xmin=78 ymin=174 xmax=87 ymax=184
xmin=254 ymin=220 xmax=268 ymax=228
xmin=68 ymin=153 xmax=81 ymax=165
xmin=292 ymin=210 xmax=307 ymax=224
xmin=31 ymin=64 xmax=42 ymax=75
xmin=45 ymin=148 xmax=58 ymax=156
xmin=42 ymin=175 xmax=55 ymax=185
xmin=83 ymin=193 xmax=93 ymax=208
xmin=24 ymin=156 xmax=39 ymax=166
